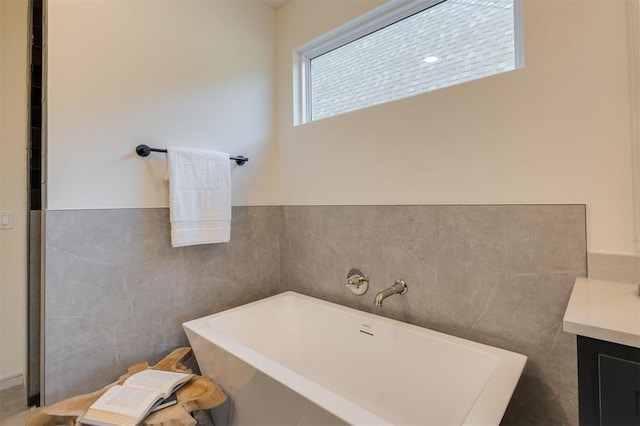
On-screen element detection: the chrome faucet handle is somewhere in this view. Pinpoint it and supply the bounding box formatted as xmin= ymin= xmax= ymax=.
xmin=346 ymin=268 xmax=369 ymax=295
xmin=347 ymin=275 xmax=366 ymax=287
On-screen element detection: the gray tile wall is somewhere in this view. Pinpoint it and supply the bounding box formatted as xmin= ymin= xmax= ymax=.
xmin=587 ymin=252 xmax=640 ymax=284
xmin=280 ymin=205 xmax=586 ymax=425
xmin=28 ymin=210 xmax=41 ymax=401
xmin=44 ymin=207 xmax=280 ymax=404
xmin=44 ymin=204 xmax=586 ymax=425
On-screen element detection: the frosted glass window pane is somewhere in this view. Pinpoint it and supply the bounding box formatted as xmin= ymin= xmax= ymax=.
xmin=310 ymin=0 xmax=515 ymax=121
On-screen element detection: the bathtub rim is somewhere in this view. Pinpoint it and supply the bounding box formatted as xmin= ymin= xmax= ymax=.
xmin=183 ymin=291 xmax=527 ymax=425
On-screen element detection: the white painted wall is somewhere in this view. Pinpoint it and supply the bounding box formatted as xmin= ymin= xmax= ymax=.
xmin=46 ymin=0 xmax=639 ymax=254
xmin=47 ymin=0 xmax=278 ymax=210
xmin=0 ymin=0 xmax=28 ymax=384
xmin=277 ymin=0 xmax=636 ymax=255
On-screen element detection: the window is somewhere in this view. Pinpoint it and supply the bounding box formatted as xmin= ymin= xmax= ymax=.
xmin=294 ymin=0 xmax=524 ymax=124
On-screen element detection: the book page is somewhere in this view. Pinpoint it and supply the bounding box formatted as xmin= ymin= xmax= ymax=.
xmin=123 ymin=369 xmax=193 ymax=397
xmin=88 ymin=385 xmax=162 ymax=418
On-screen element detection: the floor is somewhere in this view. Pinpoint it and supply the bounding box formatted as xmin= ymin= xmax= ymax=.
xmin=0 ymin=409 xmax=214 ymax=426
xmin=0 ymin=384 xmax=214 ymax=426
xmin=0 ymin=409 xmax=31 ymax=426
xmin=0 ymin=410 xmax=213 ymax=426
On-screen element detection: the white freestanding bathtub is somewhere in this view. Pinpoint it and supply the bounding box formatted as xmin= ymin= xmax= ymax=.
xmin=183 ymin=292 xmax=526 ymax=426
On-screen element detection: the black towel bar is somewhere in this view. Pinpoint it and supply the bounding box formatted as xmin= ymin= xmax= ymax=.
xmin=135 ymin=144 xmax=249 ymax=166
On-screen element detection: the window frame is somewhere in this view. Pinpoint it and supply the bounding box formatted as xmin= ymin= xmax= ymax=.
xmin=293 ymin=0 xmax=525 ymax=125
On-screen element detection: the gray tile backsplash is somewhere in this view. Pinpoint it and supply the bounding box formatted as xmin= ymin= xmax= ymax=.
xmin=587 ymin=252 xmax=640 ymax=283
xmin=280 ymin=205 xmax=586 ymax=425
xmin=44 ymin=207 xmax=280 ymax=404
xmin=29 ymin=210 xmax=41 ymax=400
xmin=45 ymin=204 xmax=586 ymax=425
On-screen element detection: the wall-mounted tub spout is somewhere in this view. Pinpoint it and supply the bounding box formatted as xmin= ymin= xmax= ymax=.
xmin=374 ymin=279 xmax=408 ymax=307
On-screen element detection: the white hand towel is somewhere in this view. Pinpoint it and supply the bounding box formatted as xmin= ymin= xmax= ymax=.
xmin=167 ymin=147 xmax=231 ymax=247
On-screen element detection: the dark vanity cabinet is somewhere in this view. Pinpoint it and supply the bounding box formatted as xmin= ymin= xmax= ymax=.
xmin=578 ymin=335 xmax=640 ymax=426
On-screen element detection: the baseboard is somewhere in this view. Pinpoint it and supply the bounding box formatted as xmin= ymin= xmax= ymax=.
xmin=0 ymin=374 xmax=24 ymax=391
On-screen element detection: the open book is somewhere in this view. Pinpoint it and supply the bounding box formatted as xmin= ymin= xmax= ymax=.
xmin=80 ymin=370 xmax=194 ymax=426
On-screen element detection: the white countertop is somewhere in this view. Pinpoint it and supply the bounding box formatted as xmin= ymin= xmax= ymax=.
xmin=563 ymin=277 xmax=640 ymax=348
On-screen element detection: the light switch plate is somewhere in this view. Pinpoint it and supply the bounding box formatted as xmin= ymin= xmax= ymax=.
xmin=0 ymin=211 xmax=14 ymax=229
